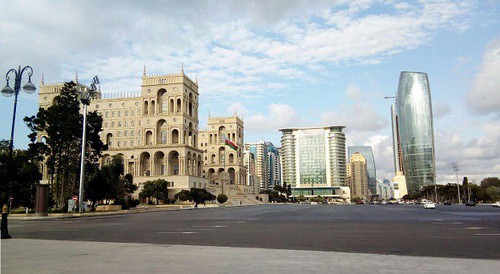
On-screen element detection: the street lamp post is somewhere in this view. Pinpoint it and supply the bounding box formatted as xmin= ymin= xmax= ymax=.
xmin=451 ymin=163 xmax=460 ymax=204
xmin=1 ymin=65 xmax=36 ymax=239
xmin=77 ymin=76 xmax=99 ymax=213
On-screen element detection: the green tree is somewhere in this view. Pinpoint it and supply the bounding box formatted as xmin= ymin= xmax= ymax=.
xmin=175 ymin=188 xmax=216 ymax=207
xmin=0 ymin=150 xmax=41 ymax=208
xmin=260 ymin=189 xmax=282 ymax=202
xmin=481 ymin=177 xmax=500 ymax=189
xmin=24 ymin=81 xmax=105 ymax=208
xmin=0 ymin=139 xmax=9 ymax=155
xmin=486 ymin=186 xmax=500 ymax=202
xmin=217 ymin=194 xmax=228 ymax=204
xmin=139 ymin=179 xmax=169 ymax=204
xmin=124 ymin=174 xmax=138 ymax=196
xmin=84 ymin=155 xmax=133 ymax=210
xmin=351 ymin=197 xmax=362 ymax=203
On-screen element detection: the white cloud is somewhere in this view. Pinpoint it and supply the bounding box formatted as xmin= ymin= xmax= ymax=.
xmin=345 ymin=84 xmax=363 ymax=99
xmin=433 ymin=120 xmax=500 ymax=182
xmin=434 ymin=103 xmax=451 ymax=119
xmin=0 ymin=0 xmax=477 ymax=100
xmin=466 ymin=39 xmax=500 ymax=116
xmin=227 ymin=103 xmax=249 ymax=117
xmin=320 ymin=102 xmax=388 ymax=132
xmin=246 ymin=103 xmax=306 ymax=132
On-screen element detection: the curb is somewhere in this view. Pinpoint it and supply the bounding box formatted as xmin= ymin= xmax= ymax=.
xmin=8 ymin=203 xmax=261 ymax=220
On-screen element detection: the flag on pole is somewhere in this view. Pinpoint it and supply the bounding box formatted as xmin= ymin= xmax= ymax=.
xmin=224 ymin=138 xmax=238 ymax=151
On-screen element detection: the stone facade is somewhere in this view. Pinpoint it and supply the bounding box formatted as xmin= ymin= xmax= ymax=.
xmin=38 ymin=70 xmax=211 ymax=198
xmin=198 ymin=116 xmax=251 ymax=194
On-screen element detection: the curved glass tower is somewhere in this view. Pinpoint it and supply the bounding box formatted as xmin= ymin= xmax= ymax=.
xmin=396 ymin=71 xmax=436 ymax=193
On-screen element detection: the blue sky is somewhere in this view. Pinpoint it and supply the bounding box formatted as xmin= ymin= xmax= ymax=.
xmin=0 ymin=0 xmax=498 ymax=183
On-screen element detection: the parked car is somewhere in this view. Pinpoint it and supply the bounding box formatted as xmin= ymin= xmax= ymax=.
xmin=492 ymin=201 xmax=500 ymax=207
xmin=465 ymin=201 xmax=476 ymax=206
xmin=443 ymin=200 xmax=452 ymax=205
xmin=355 ymin=200 xmax=365 ymax=204
xmin=423 ymin=202 xmax=436 ymax=209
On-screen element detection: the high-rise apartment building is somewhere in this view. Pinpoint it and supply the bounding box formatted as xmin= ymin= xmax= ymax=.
xmin=377 ymin=179 xmax=392 ymax=200
xmin=243 ymin=148 xmax=258 ymax=193
xmin=395 ymin=71 xmax=436 ymax=193
xmin=347 ymin=152 xmax=369 ymax=200
xmin=244 ymin=141 xmax=281 ymax=190
xmin=347 ymin=146 xmax=376 ymax=195
xmin=38 ymin=69 xmax=208 ymax=198
xmin=279 ymin=126 xmax=350 ymax=200
xmin=198 ymin=116 xmax=250 ymax=193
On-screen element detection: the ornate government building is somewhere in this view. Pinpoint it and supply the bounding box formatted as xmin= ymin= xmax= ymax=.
xmin=37 ymin=68 xmax=255 ymax=198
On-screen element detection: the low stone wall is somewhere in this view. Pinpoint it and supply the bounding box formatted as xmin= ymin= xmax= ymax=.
xmin=96 ymin=205 xmax=122 ymax=211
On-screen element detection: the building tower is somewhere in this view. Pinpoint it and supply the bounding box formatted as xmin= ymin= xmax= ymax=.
xmin=279 ymin=126 xmax=350 ymax=201
xmin=347 ymin=152 xmax=369 ymax=200
xmin=198 ymin=116 xmax=249 ymax=194
xmin=396 ymin=71 xmax=436 ymax=193
xmin=347 ymin=146 xmax=376 ymax=195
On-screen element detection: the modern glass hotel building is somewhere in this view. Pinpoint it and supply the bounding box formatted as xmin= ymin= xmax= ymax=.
xmin=396 ymin=71 xmax=436 ymax=193
xmin=279 ymin=126 xmax=350 ymax=200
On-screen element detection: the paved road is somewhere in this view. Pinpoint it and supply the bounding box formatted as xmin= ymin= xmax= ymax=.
xmin=7 ymin=204 xmax=500 ymax=259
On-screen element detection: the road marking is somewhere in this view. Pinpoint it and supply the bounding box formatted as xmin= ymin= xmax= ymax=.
xmin=42 ymin=230 xmax=77 ymax=232
xmin=474 ymin=234 xmax=500 ymax=236
xmin=192 ymin=225 xmax=227 ymax=228
xmin=157 ymin=231 xmax=199 ymax=234
xmin=464 ymin=227 xmax=484 ymax=230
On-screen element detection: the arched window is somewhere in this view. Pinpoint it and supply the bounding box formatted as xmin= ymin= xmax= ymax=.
xmin=146 ymin=131 xmax=153 ymax=145
xmin=176 ymin=98 xmax=181 ymax=112
xmin=161 ymin=100 xmax=167 ymax=113
xmin=106 ymin=133 xmax=113 ymax=147
xmin=172 ymin=129 xmax=179 ymax=143
xmin=161 ymin=131 xmax=167 ymax=144
xmin=151 ymin=100 xmax=156 ymax=115
xmin=144 ymin=101 xmax=149 ymax=115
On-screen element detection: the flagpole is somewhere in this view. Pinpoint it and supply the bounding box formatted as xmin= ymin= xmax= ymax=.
xmin=223 ymin=137 xmax=225 ymax=195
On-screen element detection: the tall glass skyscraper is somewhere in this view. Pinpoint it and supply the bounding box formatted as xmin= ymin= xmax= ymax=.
xmin=396 ymin=71 xmax=436 ymax=193
xmin=348 ymin=146 xmax=376 ymax=195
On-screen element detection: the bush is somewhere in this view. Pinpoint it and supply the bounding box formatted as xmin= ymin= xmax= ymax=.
xmin=217 ymin=194 xmax=228 ymax=204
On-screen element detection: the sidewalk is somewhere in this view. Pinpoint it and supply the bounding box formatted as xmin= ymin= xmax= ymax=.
xmin=2 ymin=239 xmax=499 ymax=274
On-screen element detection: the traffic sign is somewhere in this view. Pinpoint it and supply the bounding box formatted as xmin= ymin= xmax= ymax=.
xmin=8 ymin=196 xmax=13 ymax=201
xmin=72 ymin=195 xmax=78 ymax=201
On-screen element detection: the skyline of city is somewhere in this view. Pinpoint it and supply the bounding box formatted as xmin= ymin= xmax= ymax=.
xmin=1 ymin=0 xmax=498 ymax=185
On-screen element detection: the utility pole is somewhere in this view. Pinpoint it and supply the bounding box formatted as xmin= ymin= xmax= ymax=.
xmin=434 ymin=184 xmax=438 ymax=203
xmin=451 ymin=163 xmax=460 ymax=204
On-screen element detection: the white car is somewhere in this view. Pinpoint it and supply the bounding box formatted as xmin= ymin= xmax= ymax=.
xmin=493 ymin=202 xmax=500 ymax=207
xmin=424 ymin=202 xmax=436 ymax=209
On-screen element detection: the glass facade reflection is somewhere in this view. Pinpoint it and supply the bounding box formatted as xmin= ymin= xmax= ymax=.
xmin=396 ymin=71 xmax=436 ymax=193
xmin=298 ymin=130 xmax=326 ymax=184
xmin=279 ymin=126 xmax=346 ymax=189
